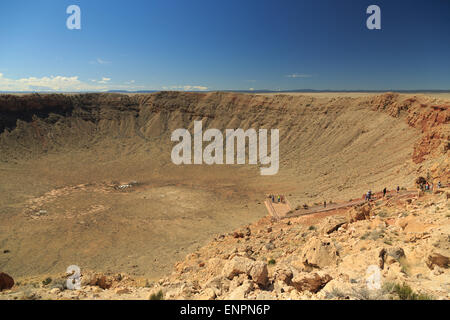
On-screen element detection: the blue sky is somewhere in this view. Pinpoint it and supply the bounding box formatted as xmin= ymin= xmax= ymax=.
xmin=0 ymin=0 xmax=449 ymax=91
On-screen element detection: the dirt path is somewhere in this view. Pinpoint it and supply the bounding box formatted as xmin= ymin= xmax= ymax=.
xmin=264 ymin=198 xmax=292 ymax=220
xmin=267 ymin=190 xmax=418 ymax=220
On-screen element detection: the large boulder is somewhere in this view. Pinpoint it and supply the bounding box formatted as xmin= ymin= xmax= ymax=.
xmin=318 ymin=216 xmax=347 ymax=234
xmin=300 ymin=238 xmax=340 ymax=269
xmin=0 ymin=272 xmax=14 ymax=291
xmin=291 ymin=271 xmax=332 ymax=293
xmin=222 ymin=257 xmax=253 ymax=279
xmin=83 ymin=273 xmax=113 ymax=289
xmin=387 ymin=247 xmax=406 ymax=261
xmin=225 ymin=280 xmax=253 ymax=300
xmin=248 ymin=261 xmax=269 ymax=286
xmin=426 ymin=253 xmax=450 ymax=270
xmin=395 ymin=216 xmax=434 ymax=233
xmin=347 ymin=204 xmax=372 ymax=223
xmin=222 ymin=257 xmax=268 ymax=286
xmin=273 ymin=265 xmax=294 ymax=285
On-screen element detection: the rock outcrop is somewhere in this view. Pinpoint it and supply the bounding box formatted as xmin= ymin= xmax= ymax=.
xmin=1 ymin=176 xmax=448 ymax=300
xmin=0 ymin=272 xmax=14 ymax=291
xmin=291 ymin=272 xmax=333 ymax=293
xmin=426 ymin=253 xmax=450 ymax=270
xmin=347 ymin=204 xmax=372 ymax=223
xmin=222 ymin=257 xmax=268 ymax=287
xmin=300 ymin=238 xmax=340 ymax=269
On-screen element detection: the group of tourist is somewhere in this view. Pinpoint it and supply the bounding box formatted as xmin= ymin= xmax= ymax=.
xmin=269 ymin=194 xmax=285 ymax=203
xmin=420 ymin=180 xmax=442 ymax=192
xmin=365 ymin=185 xmax=401 ymax=201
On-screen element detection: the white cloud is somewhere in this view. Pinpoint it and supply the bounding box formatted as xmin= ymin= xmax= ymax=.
xmin=0 ymin=73 xmax=144 ymax=92
xmin=89 ymin=58 xmax=111 ymax=65
xmin=0 ymin=73 xmax=108 ymax=91
xmin=92 ymin=77 xmax=111 ymax=84
xmin=0 ymin=73 xmax=208 ymax=92
xmin=162 ymin=85 xmax=208 ymax=91
xmin=286 ymin=73 xmax=312 ymax=78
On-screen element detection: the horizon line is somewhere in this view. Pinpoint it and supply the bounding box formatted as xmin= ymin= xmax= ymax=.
xmin=1 ymin=89 xmax=450 ymax=94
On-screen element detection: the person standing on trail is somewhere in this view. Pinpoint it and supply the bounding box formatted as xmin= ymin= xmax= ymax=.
xmin=383 ymin=188 xmax=387 ymax=197
xmin=438 ymin=181 xmax=442 ymax=189
xmin=397 ymin=186 xmax=400 ymax=193
xmin=277 ymin=195 xmax=281 ymax=203
xmin=324 ymin=201 xmax=326 ymax=208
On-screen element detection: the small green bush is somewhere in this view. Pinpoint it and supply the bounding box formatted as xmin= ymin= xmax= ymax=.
xmin=42 ymin=277 xmax=52 ymax=286
xmin=378 ymin=211 xmax=388 ymax=217
xmin=325 ymin=287 xmax=347 ymax=299
xmin=149 ymin=290 xmax=164 ymax=300
xmin=383 ymin=282 xmax=433 ymax=300
xmin=361 ymin=230 xmax=384 ymax=241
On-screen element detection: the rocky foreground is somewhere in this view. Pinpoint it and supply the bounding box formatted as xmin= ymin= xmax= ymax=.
xmin=1 ymin=187 xmax=449 ymax=300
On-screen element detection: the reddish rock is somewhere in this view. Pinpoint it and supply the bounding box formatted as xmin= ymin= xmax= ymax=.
xmin=291 ymin=272 xmax=332 ymax=293
xmin=86 ymin=274 xmax=113 ymax=289
xmin=426 ymin=253 xmax=450 ymax=270
xmin=0 ymin=272 xmax=14 ymax=291
xmin=347 ymin=204 xmax=372 ymax=223
xmin=233 ymin=232 xmax=244 ymax=239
